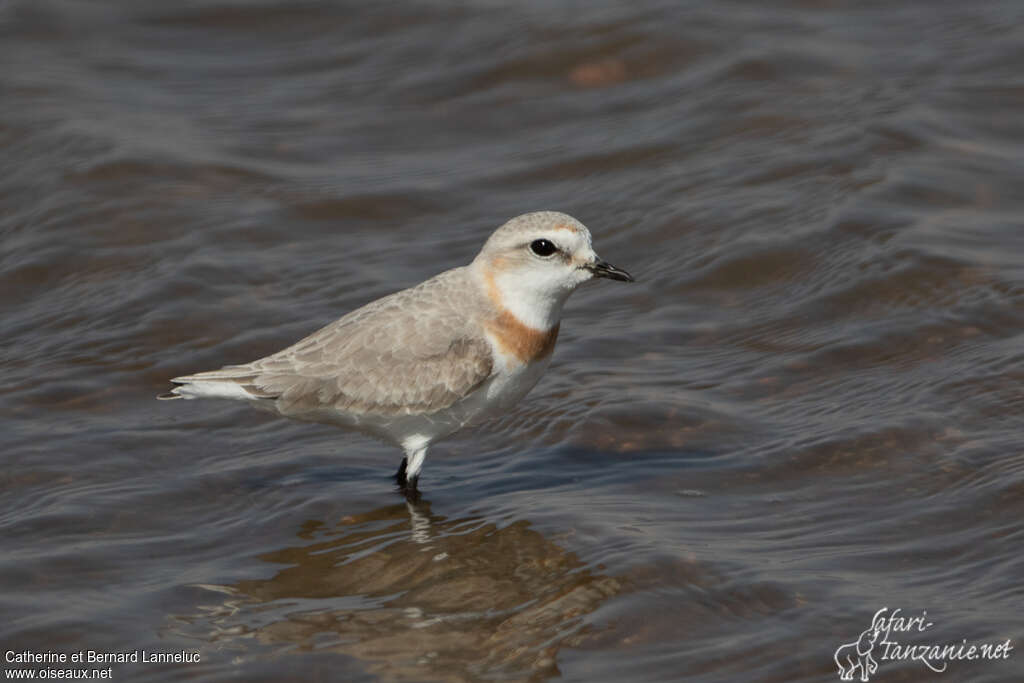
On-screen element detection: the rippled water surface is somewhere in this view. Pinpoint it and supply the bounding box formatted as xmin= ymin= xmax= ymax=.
xmin=3 ymin=1 xmax=1023 ymax=681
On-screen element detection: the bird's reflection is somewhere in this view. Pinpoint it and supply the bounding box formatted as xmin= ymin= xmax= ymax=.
xmin=406 ymin=499 xmax=434 ymax=547
xmin=188 ymin=499 xmax=624 ymax=681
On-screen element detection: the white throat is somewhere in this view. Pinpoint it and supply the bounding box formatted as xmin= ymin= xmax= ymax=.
xmin=477 ymin=265 xmax=571 ymax=331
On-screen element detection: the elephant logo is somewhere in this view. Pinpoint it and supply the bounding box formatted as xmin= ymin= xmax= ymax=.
xmin=834 ymin=625 xmax=882 ymax=681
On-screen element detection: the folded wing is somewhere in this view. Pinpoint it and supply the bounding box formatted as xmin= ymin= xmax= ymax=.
xmin=161 ymin=268 xmax=495 ymax=418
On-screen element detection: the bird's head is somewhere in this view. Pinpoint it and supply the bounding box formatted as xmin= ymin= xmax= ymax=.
xmin=472 ymin=211 xmax=633 ymax=330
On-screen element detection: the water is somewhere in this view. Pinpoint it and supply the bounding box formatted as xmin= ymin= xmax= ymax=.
xmin=2 ymin=1 xmax=1023 ymax=681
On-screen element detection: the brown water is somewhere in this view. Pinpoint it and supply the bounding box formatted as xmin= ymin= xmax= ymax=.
xmin=3 ymin=1 xmax=1023 ymax=681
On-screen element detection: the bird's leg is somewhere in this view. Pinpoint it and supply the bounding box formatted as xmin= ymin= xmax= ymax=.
xmin=395 ymin=461 xmax=420 ymax=501
xmin=395 ymin=457 xmax=408 ymax=486
xmin=395 ymin=445 xmax=427 ymax=500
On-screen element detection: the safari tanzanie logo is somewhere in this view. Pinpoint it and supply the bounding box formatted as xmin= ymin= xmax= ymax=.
xmin=833 ymin=608 xmax=1012 ymax=681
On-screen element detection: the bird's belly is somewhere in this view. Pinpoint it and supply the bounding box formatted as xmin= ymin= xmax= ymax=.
xmin=387 ymin=357 xmax=551 ymax=442
xmin=271 ymin=356 xmax=551 ymax=448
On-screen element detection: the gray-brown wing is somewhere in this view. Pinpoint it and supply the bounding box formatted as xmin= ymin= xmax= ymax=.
xmin=236 ymin=268 xmax=494 ymax=417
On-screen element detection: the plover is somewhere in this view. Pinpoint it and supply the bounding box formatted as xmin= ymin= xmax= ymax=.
xmin=159 ymin=211 xmax=633 ymax=495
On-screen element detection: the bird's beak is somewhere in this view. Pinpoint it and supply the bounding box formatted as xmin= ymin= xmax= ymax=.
xmin=586 ymin=258 xmax=635 ymax=282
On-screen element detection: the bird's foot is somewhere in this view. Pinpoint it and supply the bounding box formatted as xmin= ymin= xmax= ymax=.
xmin=401 ymin=479 xmax=421 ymax=502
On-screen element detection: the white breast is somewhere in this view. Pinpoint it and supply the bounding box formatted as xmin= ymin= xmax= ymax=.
xmin=483 ymin=346 xmax=554 ymax=412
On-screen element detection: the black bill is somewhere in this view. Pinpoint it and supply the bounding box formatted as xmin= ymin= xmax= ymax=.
xmin=587 ymin=259 xmax=635 ymax=282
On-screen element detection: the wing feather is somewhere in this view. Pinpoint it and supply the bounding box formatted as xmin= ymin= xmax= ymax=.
xmin=192 ymin=267 xmax=495 ymax=417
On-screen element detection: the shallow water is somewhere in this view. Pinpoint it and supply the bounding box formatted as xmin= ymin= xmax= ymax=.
xmin=2 ymin=1 xmax=1023 ymax=681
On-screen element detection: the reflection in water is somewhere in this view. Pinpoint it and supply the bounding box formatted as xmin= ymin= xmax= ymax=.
xmin=188 ymin=501 xmax=625 ymax=681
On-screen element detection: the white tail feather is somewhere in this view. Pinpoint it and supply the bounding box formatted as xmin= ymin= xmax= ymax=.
xmin=169 ymin=380 xmax=258 ymax=401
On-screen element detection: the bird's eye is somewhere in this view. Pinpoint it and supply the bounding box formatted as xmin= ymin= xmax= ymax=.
xmin=529 ymin=239 xmax=557 ymax=257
